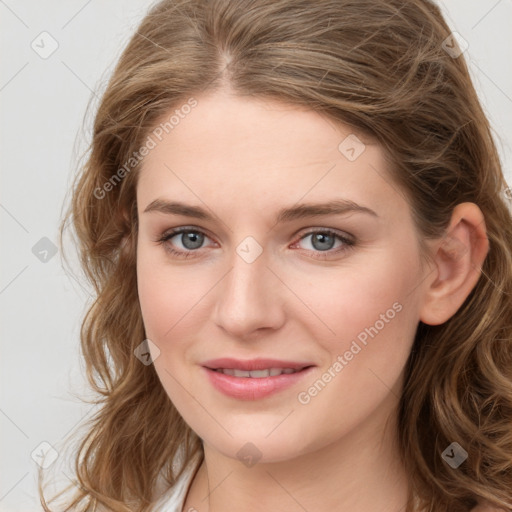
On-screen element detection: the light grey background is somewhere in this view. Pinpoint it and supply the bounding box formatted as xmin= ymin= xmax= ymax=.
xmin=1 ymin=1 xmax=511 ymax=510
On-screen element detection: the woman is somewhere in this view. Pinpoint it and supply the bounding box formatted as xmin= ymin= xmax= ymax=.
xmin=40 ymin=0 xmax=512 ymax=511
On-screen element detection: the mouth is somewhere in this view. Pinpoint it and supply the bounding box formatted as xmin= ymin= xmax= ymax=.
xmin=201 ymin=358 xmax=315 ymax=400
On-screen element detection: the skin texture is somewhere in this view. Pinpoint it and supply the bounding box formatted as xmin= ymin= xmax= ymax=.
xmin=136 ymin=90 xmax=489 ymax=511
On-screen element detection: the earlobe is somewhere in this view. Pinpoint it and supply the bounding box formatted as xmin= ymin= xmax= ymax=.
xmin=419 ymin=203 xmax=489 ymax=326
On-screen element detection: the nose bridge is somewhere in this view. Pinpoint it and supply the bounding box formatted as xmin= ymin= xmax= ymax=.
xmin=213 ymin=237 xmax=283 ymax=337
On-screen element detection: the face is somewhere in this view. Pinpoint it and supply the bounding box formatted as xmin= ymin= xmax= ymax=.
xmin=136 ymin=90 xmax=429 ymax=463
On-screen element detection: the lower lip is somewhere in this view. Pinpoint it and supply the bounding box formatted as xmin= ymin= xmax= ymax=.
xmin=202 ymin=367 xmax=314 ymax=400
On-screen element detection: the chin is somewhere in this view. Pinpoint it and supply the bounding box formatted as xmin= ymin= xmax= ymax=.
xmin=198 ymin=422 xmax=316 ymax=465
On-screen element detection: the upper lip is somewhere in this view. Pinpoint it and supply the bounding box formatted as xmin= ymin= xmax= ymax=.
xmin=202 ymin=358 xmax=314 ymax=371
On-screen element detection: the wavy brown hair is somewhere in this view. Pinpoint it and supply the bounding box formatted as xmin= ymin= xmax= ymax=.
xmin=40 ymin=0 xmax=512 ymax=510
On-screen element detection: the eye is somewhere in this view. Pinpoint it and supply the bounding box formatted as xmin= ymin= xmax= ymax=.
xmin=155 ymin=227 xmax=355 ymax=260
xmin=155 ymin=227 xmax=214 ymax=258
xmin=291 ymin=229 xmax=355 ymax=260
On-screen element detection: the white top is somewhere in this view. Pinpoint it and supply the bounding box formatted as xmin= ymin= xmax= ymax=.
xmin=152 ymin=456 xmax=201 ymax=512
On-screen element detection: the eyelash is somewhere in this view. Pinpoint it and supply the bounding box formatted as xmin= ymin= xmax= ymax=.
xmin=155 ymin=226 xmax=355 ymax=261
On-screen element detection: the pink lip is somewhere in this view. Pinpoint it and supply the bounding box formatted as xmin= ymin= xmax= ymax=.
xmin=201 ymin=358 xmax=315 ymax=400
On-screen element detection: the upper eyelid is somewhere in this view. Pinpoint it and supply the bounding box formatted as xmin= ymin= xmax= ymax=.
xmin=161 ymin=226 xmax=215 ymax=244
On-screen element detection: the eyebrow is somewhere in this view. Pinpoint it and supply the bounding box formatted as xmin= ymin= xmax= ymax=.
xmin=143 ymin=198 xmax=378 ymax=222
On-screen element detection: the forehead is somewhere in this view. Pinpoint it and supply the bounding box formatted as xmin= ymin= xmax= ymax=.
xmin=136 ymin=91 xmax=398 ymax=216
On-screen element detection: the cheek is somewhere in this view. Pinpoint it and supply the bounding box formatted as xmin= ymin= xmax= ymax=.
xmin=136 ymin=247 xmax=218 ymax=353
xmin=137 ymin=258 xmax=172 ymax=341
xmin=136 ymin=253 xmax=214 ymax=436
xmin=289 ymin=264 xmax=419 ymax=446
xmin=136 ymin=240 xmax=167 ymax=340
xmin=288 ymin=248 xmax=420 ymax=349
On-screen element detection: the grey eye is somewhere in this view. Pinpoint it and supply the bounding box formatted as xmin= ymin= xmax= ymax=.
xmin=309 ymin=232 xmax=336 ymax=251
xmin=175 ymin=231 xmax=205 ymax=250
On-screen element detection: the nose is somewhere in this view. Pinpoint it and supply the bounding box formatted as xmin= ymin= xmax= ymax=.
xmin=212 ymin=243 xmax=286 ymax=340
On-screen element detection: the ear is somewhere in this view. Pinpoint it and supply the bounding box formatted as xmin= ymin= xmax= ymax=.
xmin=419 ymin=202 xmax=489 ymax=326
